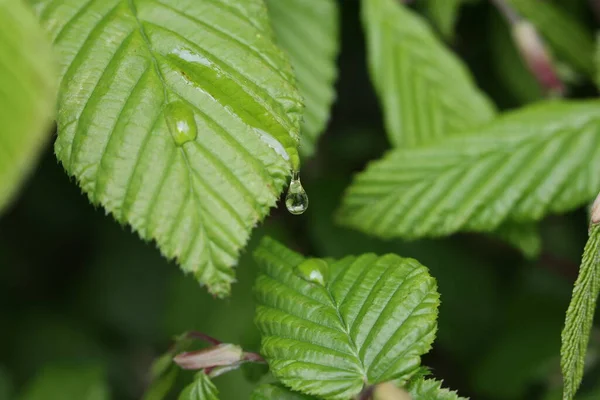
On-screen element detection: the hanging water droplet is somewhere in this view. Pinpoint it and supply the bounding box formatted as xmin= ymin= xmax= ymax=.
xmin=295 ymin=259 xmax=328 ymax=286
xmin=165 ymin=101 xmax=197 ymax=146
xmin=286 ymin=171 xmax=308 ymax=215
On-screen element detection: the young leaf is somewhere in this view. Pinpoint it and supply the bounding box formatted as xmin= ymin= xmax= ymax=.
xmin=254 ymin=237 xmax=439 ymax=400
xmin=506 ymin=0 xmax=595 ymax=77
xmin=406 ymin=378 xmax=468 ymax=400
xmin=266 ymin=0 xmax=339 ymax=156
xmin=338 ymin=101 xmax=600 ymax=240
xmin=20 ymin=365 xmax=109 ymax=400
xmin=0 ymin=0 xmax=56 ymax=214
xmin=251 ymin=383 xmax=316 ymax=400
xmin=179 ymin=373 xmax=218 ymax=400
xmin=561 ymin=223 xmax=600 ymax=400
xmin=362 ymin=0 xmax=495 ymax=147
xmin=30 ymin=0 xmax=304 ymax=296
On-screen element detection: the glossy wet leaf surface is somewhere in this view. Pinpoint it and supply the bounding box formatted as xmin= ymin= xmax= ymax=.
xmin=30 ymin=0 xmax=303 ymax=296
xmin=253 ymin=237 xmax=439 ymax=400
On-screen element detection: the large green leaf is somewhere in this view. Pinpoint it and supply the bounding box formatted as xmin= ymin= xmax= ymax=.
xmin=266 ymin=0 xmax=339 ymax=156
xmin=407 ymin=378 xmax=467 ymax=400
xmin=251 ymin=384 xmax=316 ymax=400
xmin=19 ymin=365 xmax=109 ymax=400
xmin=362 ymin=0 xmax=495 ymax=147
xmin=506 ymin=0 xmax=595 ymax=77
xmin=178 ymin=373 xmax=218 ymax=400
xmin=0 ymin=0 xmax=55 ymax=214
xmin=338 ymin=101 xmax=600 ymax=239
xmin=254 ymin=237 xmax=439 ymax=400
xmin=30 ymin=0 xmax=304 ymax=296
xmin=561 ymin=223 xmax=600 ymax=400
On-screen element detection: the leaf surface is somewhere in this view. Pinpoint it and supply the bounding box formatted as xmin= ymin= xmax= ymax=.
xmin=0 ymin=0 xmax=55 ymax=213
xmin=422 ymin=0 xmax=465 ymax=40
xmin=362 ymin=0 xmax=494 ymax=147
xmin=31 ymin=0 xmax=303 ymax=296
xmin=178 ymin=373 xmax=218 ymax=400
xmin=338 ymin=101 xmax=600 ymax=239
xmin=254 ymin=237 xmax=439 ymax=400
xmin=251 ymin=384 xmax=316 ymax=400
xmin=407 ymin=378 xmax=468 ymax=400
xmin=267 ymin=0 xmax=339 ymax=156
xmin=561 ymin=224 xmax=600 ymax=400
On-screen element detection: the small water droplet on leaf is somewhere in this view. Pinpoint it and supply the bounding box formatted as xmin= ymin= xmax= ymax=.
xmin=286 ymin=171 xmax=308 ymax=215
xmin=165 ymin=101 xmax=197 ymax=146
xmin=295 ymin=259 xmax=328 ymax=286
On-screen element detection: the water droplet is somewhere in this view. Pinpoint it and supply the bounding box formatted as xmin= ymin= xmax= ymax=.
xmin=165 ymin=101 xmax=197 ymax=146
xmin=286 ymin=171 xmax=308 ymax=215
xmin=295 ymin=259 xmax=328 ymax=286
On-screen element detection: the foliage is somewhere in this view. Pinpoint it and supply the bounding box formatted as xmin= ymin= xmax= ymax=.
xmin=254 ymin=237 xmax=439 ymax=399
xmin=561 ymin=223 xmax=600 ymax=400
xmin=362 ymin=0 xmax=494 ymax=147
xmin=29 ymin=0 xmax=304 ymax=296
xmin=338 ymin=101 xmax=600 ymax=240
xmin=0 ymin=0 xmax=56 ymax=213
xmin=179 ymin=373 xmax=219 ymax=400
xmin=266 ymin=0 xmax=340 ymax=156
xmin=3 ymin=0 xmax=600 ymax=399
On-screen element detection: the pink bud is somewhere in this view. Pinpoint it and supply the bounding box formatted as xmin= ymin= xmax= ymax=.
xmin=173 ymin=344 xmax=244 ymax=370
xmin=512 ymin=21 xmax=564 ymax=95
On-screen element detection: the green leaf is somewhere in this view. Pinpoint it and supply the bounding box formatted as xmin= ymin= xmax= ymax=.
xmin=561 ymin=224 xmax=600 ymax=400
xmin=179 ymin=373 xmax=219 ymax=400
xmin=423 ymin=0 xmax=466 ymax=40
xmin=253 ymin=237 xmax=439 ymax=400
xmin=338 ymin=101 xmax=600 ymax=240
xmin=251 ymin=383 xmax=316 ymax=400
xmin=506 ymin=0 xmax=595 ymax=77
xmin=30 ymin=0 xmax=303 ymax=296
xmin=267 ymin=0 xmax=339 ymax=156
xmin=143 ymin=368 xmax=178 ymax=400
xmin=494 ymin=222 xmax=541 ymax=260
xmin=19 ymin=365 xmax=109 ymax=400
xmin=406 ymin=378 xmax=468 ymax=400
xmin=362 ymin=0 xmax=495 ymax=147
xmin=0 ymin=0 xmax=56 ymax=214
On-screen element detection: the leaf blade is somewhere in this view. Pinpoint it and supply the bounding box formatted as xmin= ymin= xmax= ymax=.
xmin=362 ymin=0 xmax=495 ymax=147
xmin=406 ymin=378 xmax=468 ymax=400
xmin=0 ymin=0 xmax=56 ymax=213
xmin=253 ymin=237 xmax=439 ymax=400
xmin=267 ymin=0 xmax=339 ymax=156
xmin=561 ymin=224 xmax=600 ymax=400
xmin=33 ymin=0 xmax=303 ymax=296
xmin=251 ymin=384 xmax=316 ymax=400
xmin=178 ymin=373 xmax=218 ymax=400
xmin=338 ymin=101 xmax=600 ymax=239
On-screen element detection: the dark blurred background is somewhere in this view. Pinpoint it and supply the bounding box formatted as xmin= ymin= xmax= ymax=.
xmin=1 ymin=0 xmax=599 ymax=399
